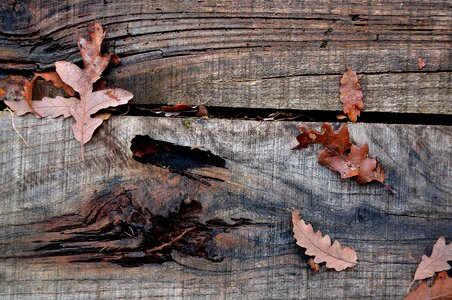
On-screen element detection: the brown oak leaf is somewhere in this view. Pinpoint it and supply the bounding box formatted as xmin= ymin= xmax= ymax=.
xmin=411 ymin=237 xmax=452 ymax=286
xmin=5 ymin=23 xmax=133 ymax=161
xmin=292 ymin=209 xmax=357 ymax=271
xmin=340 ymin=67 xmax=364 ymax=122
xmin=405 ymin=271 xmax=452 ymax=300
xmin=292 ymin=123 xmax=392 ymax=191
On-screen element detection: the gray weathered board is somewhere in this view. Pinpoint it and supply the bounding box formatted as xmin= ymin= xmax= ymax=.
xmin=0 ymin=0 xmax=451 ymax=114
xmin=0 ymin=114 xmax=451 ymax=299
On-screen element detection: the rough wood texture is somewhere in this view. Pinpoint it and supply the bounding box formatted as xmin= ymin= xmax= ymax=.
xmin=0 ymin=0 xmax=451 ymax=113
xmin=0 ymin=114 xmax=450 ymax=299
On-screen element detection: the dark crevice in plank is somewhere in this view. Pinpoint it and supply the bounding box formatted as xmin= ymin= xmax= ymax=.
xmin=131 ymin=135 xmax=227 ymax=183
xmin=126 ymin=105 xmax=452 ymax=126
xmin=11 ymin=184 xmax=252 ymax=267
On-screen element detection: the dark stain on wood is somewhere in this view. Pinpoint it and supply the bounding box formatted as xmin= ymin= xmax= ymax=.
xmin=29 ymin=185 xmax=248 ymax=267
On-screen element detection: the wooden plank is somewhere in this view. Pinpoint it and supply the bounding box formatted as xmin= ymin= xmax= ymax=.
xmin=0 ymin=114 xmax=450 ymax=299
xmin=0 ymin=0 xmax=451 ymax=113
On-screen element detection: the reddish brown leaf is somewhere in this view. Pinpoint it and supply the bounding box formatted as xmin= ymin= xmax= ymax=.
xmin=159 ymin=104 xmax=195 ymax=112
xmin=340 ymin=67 xmax=364 ymax=122
xmin=0 ymin=88 xmax=5 ymax=98
xmin=412 ymin=237 xmax=452 ymax=283
xmin=34 ymin=71 xmax=76 ymax=96
xmin=292 ymin=123 xmax=351 ymax=154
xmin=292 ymin=123 xmax=391 ymax=189
xmin=292 ymin=209 xmax=357 ymax=271
xmin=418 ymin=58 xmax=426 ymax=70
xmin=336 ymin=114 xmax=347 ymax=120
xmin=405 ymin=271 xmax=452 ymax=300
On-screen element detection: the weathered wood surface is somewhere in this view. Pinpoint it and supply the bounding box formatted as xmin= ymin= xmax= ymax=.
xmin=0 ymin=114 xmax=450 ymax=299
xmin=0 ymin=0 xmax=451 ymax=113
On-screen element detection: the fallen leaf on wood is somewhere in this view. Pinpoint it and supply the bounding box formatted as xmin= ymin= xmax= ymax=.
xmin=418 ymin=58 xmax=426 ymax=70
xmin=5 ymin=23 xmax=133 ymax=161
xmin=411 ymin=237 xmax=452 ymax=284
xmin=340 ymin=67 xmax=364 ymax=122
xmin=405 ymin=271 xmax=452 ymax=300
xmin=292 ymin=123 xmax=393 ymax=191
xmin=292 ymin=209 xmax=357 ymax=271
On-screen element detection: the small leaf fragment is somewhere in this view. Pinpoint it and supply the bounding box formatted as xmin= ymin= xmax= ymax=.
xmin=307 ymin=258 xmax=320 ymax=273
xmin=417 ymin=58 xmax=426 ymax=70
xmin=292 ymin=209 xmax=357 ymax=271
xmin=340 ymin=67 xmax=364 ymax=122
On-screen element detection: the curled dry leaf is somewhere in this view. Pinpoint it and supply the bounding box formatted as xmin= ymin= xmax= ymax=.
xmin=411 ymin=237 xmax=452 ymax=284
xmin=292 ymin=209 xmax=357 ymax=271
xmin=405 ymin=271 xmax=452 ymax=300
xmin=340 ymin=67 xmax=364 ymax=122
xmin=292 ymin=123 xmax=392 ymax=191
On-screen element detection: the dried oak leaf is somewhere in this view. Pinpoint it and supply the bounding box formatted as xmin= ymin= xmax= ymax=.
xmin=5 ymin=23 xmax=132 ymax=160
xmin=292 ymin=123 xmax=391 ymax=190
xmin=340 ymin=67 xmax=364 ymax=122
xmin=292 ymin=209 xmax=357 ymax=271
xmin=412 ymin=237 xmax=452 ymax=284
xmin=405 ymin=271 xmax=452 ymax=300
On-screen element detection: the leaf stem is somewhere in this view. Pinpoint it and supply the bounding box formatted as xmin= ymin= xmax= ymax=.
xmin=6 ymin=108 xmax=29 ymax=147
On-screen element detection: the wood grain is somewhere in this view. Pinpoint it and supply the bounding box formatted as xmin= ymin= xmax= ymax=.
xmin=0 ymin=0 xmax=451 ymax=113
xmin=0 ymin=114 xmax=450 ymax=299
